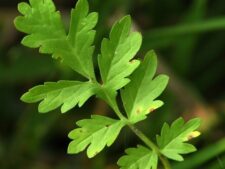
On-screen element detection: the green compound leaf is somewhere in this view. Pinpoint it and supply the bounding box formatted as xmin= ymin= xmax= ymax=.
xmin=21 ymin=81 xmax=96 ymax=113
xmin=156 ymin=118 xmax=201 ymax=161
xmin=118 ymin=145 xmax=158 ymax=169
xmin=68 ymin=115 xmax=125 ymax=158
xmin=67 ymin=0 xmax=97 ymax=79
xmin=14 ymin=0 xmax=98 ymax=79
xmin=98 ymin=15 xmax=142 ymax=91
xmin=14 ymin=0 xmax=202 ymax=167
xmin=121 ymin=50 xmax=169 ymax=123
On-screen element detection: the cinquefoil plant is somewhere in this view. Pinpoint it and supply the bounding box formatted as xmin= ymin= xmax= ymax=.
xmin=14 ymin=0 xmax=201 ymax=168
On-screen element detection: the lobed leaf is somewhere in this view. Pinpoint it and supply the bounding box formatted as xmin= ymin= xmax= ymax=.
xmin=118 ymin=145 xmax=158 ymax=169
xmin=156 ymin=117 xmax=201 ymax=161
xmin=21 ymin=80 xmax=96 ymax=113
xmin=98 ymin=16 xmax=142 ymax=91
xmin=68 ymin=115 xmax=125 ymax=158
xmin=66 ymin=0 xmax=98 ymax=79
xmin=14 ymin=0 xmax=98 ymax=79
xmin=121 ymin=50 xmax=169 ymax=123
xmin=15 ymin=0 xmax=202 ymax=167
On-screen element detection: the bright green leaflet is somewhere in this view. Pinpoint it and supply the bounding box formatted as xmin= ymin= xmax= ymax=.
xmin=68 ymin=115 xmax=125 ymax=158
xmin=14 ymin=0 xmax=201 ymax=168
xmin=98 ymin=16 xmax=142 ymax=91
xmin=118 ymin=145 xmax=158 ymax=169
xmin=121 ymin=51 xmax=169 ymax=123
xmin=14 ymin=0 xmax=97 ymax=79
xmin=156 ymin=118 xmax=201 ymax=161
xmin=21 ymin=81 xmax=97 ymax=113
xmin=96 ymin=15 xmax=142 ymax=110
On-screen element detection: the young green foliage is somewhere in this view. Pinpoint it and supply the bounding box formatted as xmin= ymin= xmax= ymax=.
xmin=121 ymin=50 xmax=169 ymax=123
xmin=15 ymin=0 xmax=201 ymax=168
xmin=14 ymin=0 xmax=97 ymax=79
xmin=96 ymin=16 xmax=142 ymax=108
xmin=98 ymin=16 xmax=142 ymax=91
xmin=68 ymin=115 xmax=125 ymax=158
xmin=118 ymin=145 xmax=158 ymax=169
xmin=156 ymin=118 xmax=201 ymax=161
xmin=21 ymin=81 xmax=97 ymax=113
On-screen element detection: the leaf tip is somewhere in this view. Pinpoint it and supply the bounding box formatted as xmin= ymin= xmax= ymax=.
xmin=20 ymin=92 xmax=28 ymax=102
xmin=121 ymin=15 xmax=131 ymax=22
xmin=87 ymin=148 xmax=99 ymax=158
xmin=61 ymin=105 xmax=70 ymax=114
xmin=38 ymin=104 xmax=49 ymax=114
xmin=76 ymin=0 xmax=89 ymax=13
xmin=146 ymin=49 xmax=157 ymax=61
xmin=20 ymin=91 xmax=35 ymax=103
xmin=67 ymin=142 xmax=74 ymax=154
xmin=184 ymin=131 xmax=201 ymax=141
xmin=18 ymin=2 xmax=30 ymax=15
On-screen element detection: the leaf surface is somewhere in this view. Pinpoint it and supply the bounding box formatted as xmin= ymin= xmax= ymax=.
xmin=98 ymin=16 xmax=142 ymax=91
xmin=14 ymin=0 xmax=98 ymax=79
xmin=121 ymin=51 xmax=169 ymax=123
xmin=21 ymin=80 xmax=96 ymax=113
xmin=156 ymin=118 xmax=201 ymax=161
xmin=68 ymin=115 xmax=125 ymax=158
xmin=118 ymin=145 xmax=158 ymax=169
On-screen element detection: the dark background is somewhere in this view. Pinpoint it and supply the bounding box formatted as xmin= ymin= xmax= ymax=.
xmin=0 ymin=0 xmax=225 ymax=168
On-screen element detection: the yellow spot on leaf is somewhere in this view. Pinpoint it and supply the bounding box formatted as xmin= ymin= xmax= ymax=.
xmin=184 ymin=131 xmax=201 ymax=141
xmin=136 ymin=107 xmax=143 ymax=114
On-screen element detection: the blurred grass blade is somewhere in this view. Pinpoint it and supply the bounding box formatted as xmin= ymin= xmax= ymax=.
xmin=172 ymin=138 xmax=225 ymax=169
xmin=208 ymin=155 xmax=225 ymax=169
xmin=172 ymin=0 xmax=207 ymax=75
xmin=142 ymin=17 xmax=225 ymax=49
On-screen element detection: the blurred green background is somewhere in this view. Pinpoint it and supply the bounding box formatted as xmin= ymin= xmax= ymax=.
xmin=0 ymin=0 xmax=225 ymax=168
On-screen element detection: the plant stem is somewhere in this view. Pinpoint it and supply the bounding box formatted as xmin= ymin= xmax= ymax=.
xmin=128 ymin=124 xmax=171 ymax=169
xmin=110 ymin=100 xmax=171 ymax=169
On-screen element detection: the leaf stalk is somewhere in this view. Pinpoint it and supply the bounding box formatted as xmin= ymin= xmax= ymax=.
xmin=109 ymin=96 xmax=171 ymax=169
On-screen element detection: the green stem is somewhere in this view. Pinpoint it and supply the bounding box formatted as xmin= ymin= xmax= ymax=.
xmin=109 ymin=98 xmax=171 ymax=169
xmin=97 ymin=81 xmax=171 ymax=168
xmin=128 ymin=124 xmax=171 ymax=169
